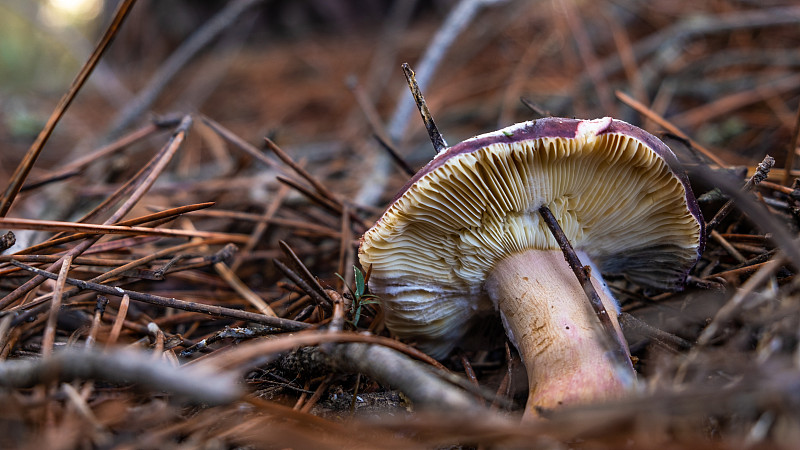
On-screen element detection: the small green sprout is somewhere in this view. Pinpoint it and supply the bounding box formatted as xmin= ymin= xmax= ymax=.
xmin=336 ymin=266 xmax=380 ymax=327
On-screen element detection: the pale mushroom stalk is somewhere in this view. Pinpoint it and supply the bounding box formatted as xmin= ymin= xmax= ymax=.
xmin=486 ymin=249 xmax=632 ymax=415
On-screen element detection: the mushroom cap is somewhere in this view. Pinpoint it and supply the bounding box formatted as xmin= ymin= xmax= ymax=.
xmin=359 ymin=117 xmax=704 ymax=357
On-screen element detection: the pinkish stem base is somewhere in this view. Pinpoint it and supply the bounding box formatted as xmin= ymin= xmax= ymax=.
xmin=485 ymin=250 xmax=636 ymax=417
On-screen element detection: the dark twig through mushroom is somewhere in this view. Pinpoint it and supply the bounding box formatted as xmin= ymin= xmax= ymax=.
xmin=538 ymin=205 xmax=634 ymax=372
xmin=401 ymin=62 xmax=447 ymax=154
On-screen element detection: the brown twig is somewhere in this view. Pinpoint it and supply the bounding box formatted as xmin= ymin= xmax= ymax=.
xmin=347 ymin=79 xmax=416 ymax=176
xmin=6 ymin=239 xmax=227 ymax=321
xmin=14 ymin=202 xmax=214 ymax=256
xmin=9 ymin=260 xmax=310 ymax=331
xmin=710 ymin=230 xmax=747 ymax=264
xmin=519 ymin=97 xmax=550 ymax=118
xmin=299 ymin=374 xmax=333 ymax=413
xmin=265 ymin=139 xmax=338 ymax=204
xmin=1 ymin=255 xmax=141 ymax=266
xmin=460 ymin=353 xmax=484 ymax=406
xmin=372 ymin=133 xmax=417 ymax=177
xmin=706 ymin=155 xmax=775 ymax=233
xmin=276 ymin=176 xmax=341 ymax=216
xmin=0 ymin=116 xmax=193 ymax=309
xmin=698 ymin=254 xmax=787 ymax=346
xmin=84 ymin=297 xmax=108 ymax=348
xmin=618 ymin=312 xmax=692 ymax=351
xmin=21 ymin=119 xmax=177 ymax=192
xmin=200 ymin=115 xmax=281 ymax=171
xmin=691 ymin=162 xmax=800 ymax=271
xmin=327 ymin=290 xmax=346 ymax=334
xmin=279 ymin=241 xmax=332 ymax=307
xmin=670 ymin=74 xmax=800 ymax=130
xmin=185 ymin=209 xmax=342 ymax=239
xmin=272 ymin=259 xmax=331 ymax=310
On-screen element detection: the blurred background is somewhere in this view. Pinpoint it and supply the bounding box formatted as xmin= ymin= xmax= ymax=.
xmin=3 ymin=0 xmax=798 ymax=180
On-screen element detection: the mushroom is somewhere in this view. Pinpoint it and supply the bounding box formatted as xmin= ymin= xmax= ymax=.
xmin=359 ymin=117 xmax=704 ymax=416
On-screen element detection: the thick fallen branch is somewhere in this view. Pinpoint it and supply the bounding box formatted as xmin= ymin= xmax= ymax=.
xmin=0 ymin=347 xmax=240 ymax=405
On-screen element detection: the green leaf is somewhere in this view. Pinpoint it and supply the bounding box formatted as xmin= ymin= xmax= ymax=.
xmin=354 ymin=265 xmax=366 ymax=298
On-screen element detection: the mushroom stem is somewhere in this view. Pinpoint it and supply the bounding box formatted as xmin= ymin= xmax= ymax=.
xmin=485 ymin=250 xmax=636 ymax=417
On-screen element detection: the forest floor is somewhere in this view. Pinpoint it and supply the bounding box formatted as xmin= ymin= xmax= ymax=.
xmin=1 ymin=1 xmax=800 ymax=448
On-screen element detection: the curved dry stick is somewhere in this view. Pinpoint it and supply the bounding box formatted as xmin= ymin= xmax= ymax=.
xmin=196 ymin=330 xmax=484 ymax=412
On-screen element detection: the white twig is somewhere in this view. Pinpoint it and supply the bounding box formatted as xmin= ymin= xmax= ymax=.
xmin=105 ymin=0 xmax=265 ymax=139
xmin=355 ymin=0 xmax=507 ymax=207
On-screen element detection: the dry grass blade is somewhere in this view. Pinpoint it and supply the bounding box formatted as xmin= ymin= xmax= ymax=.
xmin=616 ymin=90 xmax=727 ymax=167
xmin=214 ymin=261 xmax=277 ymax=317
xmin=14 ymin=202 xmax=215 ymax=255
xmin=0 ymin=217 xmax=250 ymax=243
xmin=41 ymin=255 xmax=72 ymax=359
